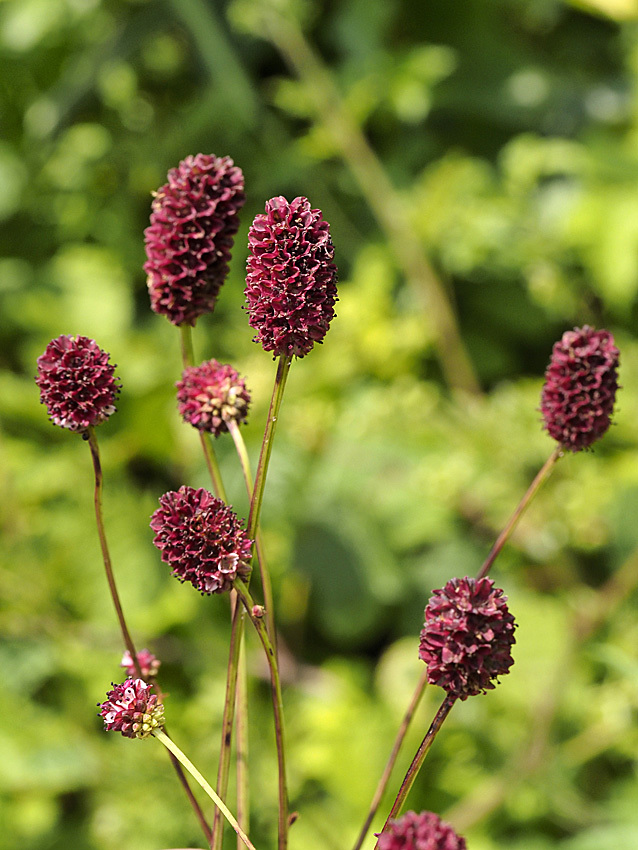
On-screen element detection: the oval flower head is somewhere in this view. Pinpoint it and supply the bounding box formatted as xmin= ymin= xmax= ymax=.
xmin=35 ymin=335 xmax=121 ymax=433
xmin=541 ymin=325 xmax=619 ymax=451
xmin=144 ymin=153 xmax=245 ymax=326
xmin=419 ymin=577 xmax=516 ymax=701
xmin=99 ymin=678 xmax=164 ymax=739
xmin=245 ymin=196 xmax=338 ymax=357
xmin=120 ymin=649 xmax=161 ymax=680
xmin=150 ymin=486 xmax=253 ymax=595
xmin=377 ymin=811 xmax=467 ymax=850
xmin=176 ymin=359 xmax=251 ymax=437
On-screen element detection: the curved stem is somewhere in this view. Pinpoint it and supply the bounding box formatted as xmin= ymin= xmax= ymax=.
xmin=87 ymin=426 xmax=141 ymax=678
xmin=247 ymin=355 xmax=292 ymax=541
xmin=155 ymin=729 xmax=258 ymax=850
xmin=236 ymin=630 xmax=250 ymax=847
xmin=476 ymin=446 xmax=562 ymax=581
xmin=234 ymin=579 xmax=288 ymax=850
xmin=376 ymin=693 xmax=457 ymax=845
xmin=352 ymin=668 xmax=429 ymax=850
xmin=228 ymin=419 xmax=277 ymax=647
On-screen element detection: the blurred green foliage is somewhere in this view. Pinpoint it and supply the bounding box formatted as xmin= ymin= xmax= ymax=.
xmin=2 ymin=0 xmax=638 ymax=848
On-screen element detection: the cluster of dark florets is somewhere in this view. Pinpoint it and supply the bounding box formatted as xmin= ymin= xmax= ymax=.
xmin=150 ymin=486 xmax=253 ymax=595
xmin=377 ymin=810 xmax=466 ymax=850
xmin=419 ymin=577 xmax=516 ymax=701
xmin=541 ymin=325 xmax=619 ymax=452
xmin=99 ymin=678 xmax=164 ymax=739
xmin=177 ymin=359 xmax=251 ymax=437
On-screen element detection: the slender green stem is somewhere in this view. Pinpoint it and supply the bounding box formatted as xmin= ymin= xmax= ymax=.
xmin=199 ymin=431 xmax=227 ymax=501
xmin=228 ymin=419 xmax=277 ymax=647
xmin=236 ymin=629 xmax=250 ymax=849
xmin=212 ymin=601 xmax=245 ymax=850
xmin=352 ymin=668 xmax=429 ymax=850
xmin=155 ymin=729 xmax=258 ymax=850
xmin=476 ymin=446 xmax=562 ymax=581
xmin=88 ymin=426 xmax=211 ymax=841
xmin=376 ymin=694 xmax=457 ymax=845
xmin=247 ymin=355 xmax=292 ymax=540
xmin=87 ymin=426 xmax=141 ymax=678
xmin=234 ymin=579 xmax=288 ymax=850
xmin=179 ymin=323 xmax=196 ymax=367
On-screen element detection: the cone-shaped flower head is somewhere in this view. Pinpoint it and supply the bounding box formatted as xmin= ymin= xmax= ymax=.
xmin=377 ymin=811 xmax=467 ymax=850
xmin=150 ymin=486 xmax=253 ymax=595
xmin=245 ymin=196 xmax=338 ymax=357
xmin=99 ymin=677 xmax=164 ymax=739
xmin=176 ymin=359 xmax=251 ymax=437
xmin=35 ymin=335 xmax=121 ymax=433
xmin=144 ymin=153 xmax=245 ymax=326
xmin=419 ymin=577 xmax=516 ymax=701
xmin=541 ymin=325 xmax=619 ymax=452
xmin=120 ymin=649 xmax=161 ymax=680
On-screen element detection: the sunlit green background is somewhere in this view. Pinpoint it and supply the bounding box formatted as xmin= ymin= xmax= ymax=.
xmin=2 ymin=0 xmax=638 ymax=848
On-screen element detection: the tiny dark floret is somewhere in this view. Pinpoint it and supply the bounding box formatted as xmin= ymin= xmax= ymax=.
xmin=176 ymin=359 xmax=251 ymax=437
xmin=376 ymin=810 xmax=467 ymax=850
xmin=144 ymin=153 xmax=245 ymax=326
xmin=120 ymin=649 xmax=161 ymax=680
xmin=99 ymin=678 xmax=164 ymax=739
xmin=150 ymin=486 xmax=253 ymax=595
xmin=541 ymin=325 xmax=619 ymax=451
xmin=419 ymin=577 xmax=516 ymax=701
xmin=35 ymin=334 xmax=121 ymax=432
xmin=245 ymin=195 xmax=338 ymax=357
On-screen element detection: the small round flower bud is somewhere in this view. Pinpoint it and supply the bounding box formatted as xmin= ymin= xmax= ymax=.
xmin=245 ymin=196 xmax=338 ymax=357
xmin=377 ymin=811 xmax=467 ymax=850
xmin=35 ymin=335 xmax=121 ymax=433
xmin=541 ymin=325 xmax=619 ymax=451
xmin=99 ymin=678 xmax=164 ymax=739
xmin=144 ymin=154 xmax=245 ymax=326
xmin=251 ymin=604 xmax=265 ymax=619
xmin=120 ymin=649 xmax=161 ymax=680
xmin=150 ymin=486 xmax=253 ymax=595
xmin=176 ymin=359 xmax=251 ymax=437
xmin=419 ymin=577 xmax=516 ymax=701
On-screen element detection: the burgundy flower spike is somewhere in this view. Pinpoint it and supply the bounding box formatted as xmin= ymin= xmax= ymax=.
xmin=36 ymin=335 xmax=121 ymax=433
xmin=419 ymin=577 xmax=516 ymax=701
xmin=541 ymin=325 xmax=619 ymax=452
xmin=177 ymin=359 xmax=251 ymax=437
xmin=245 ymin=196 xmax=338 ymax=357
xmin=150 ymin=486 xmax=253 ymax=595
xmin=377 ymin=811 xmax=466 ymax=850
xmin=99 ymin=678 xmax=164 ymax=739
xmin=144 ymin=153 xmax=245 ymax=326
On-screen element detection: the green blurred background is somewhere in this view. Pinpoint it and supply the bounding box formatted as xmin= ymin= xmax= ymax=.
xmin=2 ymin=0 xmax=638 ymax=847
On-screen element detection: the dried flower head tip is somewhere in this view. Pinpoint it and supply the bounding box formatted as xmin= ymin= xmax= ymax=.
xmin=144 ymin=153 xmax=245 ymax=326
xmin=419 ymin=577 xmax=516 ymax=701
xmin=245 ymin=195 xmax=338 ymax=358
xmin=377 ymin=811 xmax=467 ymax=850
xmin=99 ymin=678 xmax=164 ymax=739
xmin=120 ymin=649 xmax=161 ymax=680
xmin=35 ymin=335 xmax=121 ymax=433
xmin=541 ymin=325 xmax=619 ymax=452
xmin=177 ymin=359 xmax=251 ymax=437
xmin=150 ymin=486 xmax=253 ymax=595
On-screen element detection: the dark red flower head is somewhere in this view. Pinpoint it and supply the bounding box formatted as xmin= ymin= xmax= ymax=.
xmin=176 ymin=359 xmax=251 ymax=437
xmin=419 ymin=577 xmax=516 ymax=701
xmin=120 ymin=649 xmax=161 ymax=680
xmin=541 ymin=325 xmax=619 ymax=452
xmin=150 ymin=486 xmax=253 ymax=595
xmin=99 ymin=677 xmax=164 ymax=739
xmin=35 ymin=335 xmax=121 ymax=433
xmin=144 ymin=153 xmax=245 ymax=326
xmin=245 ymin=196 xmax=338 ymax=357
xmin=377 ymin=811 xmax=467 ymax=850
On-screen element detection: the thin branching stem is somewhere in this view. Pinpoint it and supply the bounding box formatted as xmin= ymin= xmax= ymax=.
xmin=352 ymin=668 xmax=429 ymax=850
xmin=155 ymin=729 xmax=257 ymax=850
xmin=375 ymin=694 xmax=457 ymax=845
xmin=476 ymin=445 xmax=562 ymax=581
